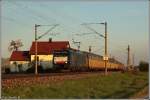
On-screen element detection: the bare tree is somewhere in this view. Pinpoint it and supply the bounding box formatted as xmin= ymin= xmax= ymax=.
xmin=8 ymin=39 xmax=23 ymax=52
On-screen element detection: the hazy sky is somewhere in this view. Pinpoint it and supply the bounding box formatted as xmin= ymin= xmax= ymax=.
xmin=1 ymin=0 xmax=149 ymax=65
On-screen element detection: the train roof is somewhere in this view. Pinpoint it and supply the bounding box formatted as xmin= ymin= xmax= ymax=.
xmin=53 ymin=48 xmax=124 ymax=65
xmin=69 ymin=49 xmax=124 ymax=65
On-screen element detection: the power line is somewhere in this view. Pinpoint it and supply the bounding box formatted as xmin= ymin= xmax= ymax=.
xmin=81 ymin=24 xmax=105 ymax=38
xmin=34 ymin=3 xmax=88 ymax=39
xmin=4 ymin=2 xmax=46 ymax=26
xmin=8 ymin=1 xmax=55 ymax=23
xmin=93 ymin=45 xmax=105 ymax=52
xmin=25 ymin=2 xmax=85 ymax=42
xmin=38 ymin=3 xmax=83 ymax=24
xmin=1 ymin=15 xmax=30 ymax=27
xmin=37 ymin=24 xmax=59 ymax=40
xmin=5 ymin=1 xmax=105 ymax=52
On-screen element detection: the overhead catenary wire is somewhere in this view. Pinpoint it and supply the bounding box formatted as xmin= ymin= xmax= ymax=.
xmin=7 ymin=1 xmax=56 ymax=24
xmin=4 ymin=1 xmax=118 ymax=56
xmin=5 ymin=1 xmax=62 ymax=38
xmin=81 ymin=24 xmax=105 ymax=38
xmin=1 ymin=15 xmax=30 ymax=27
xmin=37 ymin=24 xmax=59 ymax=40
xmin=33 ymin=2 xmax=89 ymax=40
xmin=7 ymin=1 xmax=88 ymax=43
xmin=3 ymin=1 xmax=48 ymax=27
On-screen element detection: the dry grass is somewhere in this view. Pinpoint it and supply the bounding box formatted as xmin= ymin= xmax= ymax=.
xmin=130 ymin=86 xmax=149 ymax=99
xmin=2 ymin=72 xmax=148 ymax=99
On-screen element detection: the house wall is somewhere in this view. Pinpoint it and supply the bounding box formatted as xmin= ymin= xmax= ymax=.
xmin=31 ymin=55 xmax=53 ymax=61
xmin=9 ymin=61 xmax=29 ymax=72
xmin=31 ymin=54 xmax=53 ymax=69
xmin=10 ymin=61 xmax=29 ymax=64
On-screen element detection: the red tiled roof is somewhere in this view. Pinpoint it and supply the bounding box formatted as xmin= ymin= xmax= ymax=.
xmin=30 ymin=41 xmax=70 ymax=55
xmin=9 ymin=51 xmax=30 ymax=61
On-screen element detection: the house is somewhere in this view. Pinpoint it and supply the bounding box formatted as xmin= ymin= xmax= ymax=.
xmin=9 ymin=51 xmax=30 ymax=72
xmin=30 ymin=41 xmax=70 ymax=61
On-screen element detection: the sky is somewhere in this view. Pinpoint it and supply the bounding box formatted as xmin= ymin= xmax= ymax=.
xmin=1 ymin=0 xmax=149 ymax=66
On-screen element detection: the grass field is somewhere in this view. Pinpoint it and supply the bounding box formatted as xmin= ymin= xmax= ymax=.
xmin=2 ymin=72 xmax=148 ymax=99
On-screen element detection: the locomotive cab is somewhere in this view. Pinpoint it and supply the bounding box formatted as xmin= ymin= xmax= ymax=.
xmin=53 ymin=50 xmax=69 ymax=69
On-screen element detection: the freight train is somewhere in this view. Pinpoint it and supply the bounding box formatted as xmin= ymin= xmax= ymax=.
xmin=53 ymin=48 xmax=124 ymax=71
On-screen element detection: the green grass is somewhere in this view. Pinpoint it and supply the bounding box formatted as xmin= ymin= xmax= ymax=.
xmin=2 ymin=72 xmax=148 ymax=99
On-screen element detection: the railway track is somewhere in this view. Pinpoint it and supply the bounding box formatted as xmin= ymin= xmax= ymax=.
xmin=2 ymin=72 xmax=71 ymax=79
xmin=2 ymin=71 xmax=113 ymax=89
xmin=2 ymin=70 xmax=109 ymax=80
xmin=2 ymin=71 xmax=124 ymax=90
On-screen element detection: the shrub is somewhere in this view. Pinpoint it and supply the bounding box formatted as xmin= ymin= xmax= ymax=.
xmin=138 ymin=61 xmax=149 ymax=72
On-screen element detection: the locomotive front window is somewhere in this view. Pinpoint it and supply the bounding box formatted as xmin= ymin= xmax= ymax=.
xmin=54 ymin=52 xmax=68 ymax=57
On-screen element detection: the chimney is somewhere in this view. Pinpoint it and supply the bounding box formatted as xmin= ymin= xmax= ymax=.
xmin=49 ymin=38 xmax=52 ymax=42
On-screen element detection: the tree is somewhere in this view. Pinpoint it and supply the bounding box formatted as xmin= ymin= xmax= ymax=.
xmin=8 ymin=39 xmax=23 ymax=52
xmin=138 ymin=61 xmax=149 ymax=71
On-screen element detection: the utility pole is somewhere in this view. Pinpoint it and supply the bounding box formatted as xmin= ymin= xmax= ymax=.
xmin=35 ymin=24 xmax=39 ymax=75
xmin=127 ymin=45 xmax=131 ymax=70
xmin=104 ymin=22 xmax=108 ymax=75
xmin=34 ymin=24 xmax=59 ymax=75
xmin=78 ymin=44 xmax=80 ymax=50
xmin=89 ymin=46 xmax=92 ymax=53
xmin=132 ymin=53 xmax=134 ymax=68
xmin=109 ymin=54 xmax=111 ymax=68
xmin=100 ymin=22 xmax=108 ymax=75
xmin=81 ymin=21 xmax=108 ymax=75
